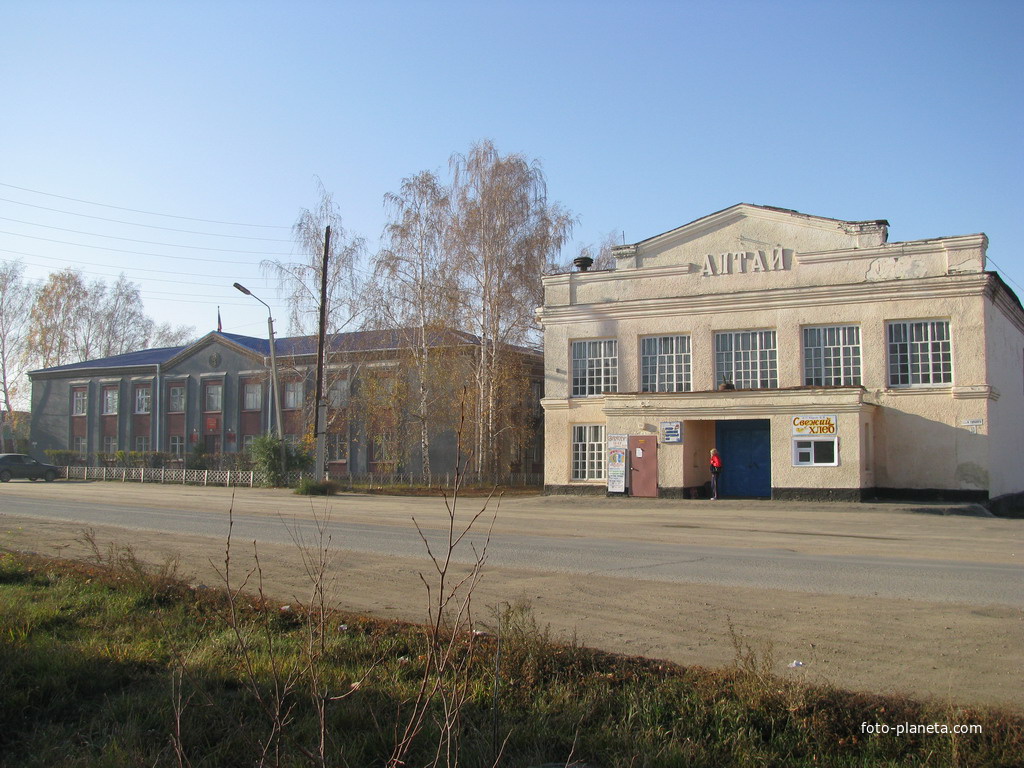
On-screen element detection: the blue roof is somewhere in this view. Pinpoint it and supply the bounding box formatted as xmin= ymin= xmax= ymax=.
xmin=32 ymin=344 xmax=188 ymax=373
xmin=29 ymin=328 xmax=504 ymax=377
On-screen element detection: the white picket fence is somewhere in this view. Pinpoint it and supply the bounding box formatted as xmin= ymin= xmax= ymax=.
xmin=58 ymin=465 xmax=543 ymax=489
xmin=62 ymin=465 xmax=283 ymax=487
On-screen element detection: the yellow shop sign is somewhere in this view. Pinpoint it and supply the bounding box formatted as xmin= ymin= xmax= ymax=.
xmin=792 ymin=414 xmax=838 ymax=435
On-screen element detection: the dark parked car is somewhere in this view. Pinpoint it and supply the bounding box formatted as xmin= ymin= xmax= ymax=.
xmin=0 ymin=454 xmax=61 ymax=482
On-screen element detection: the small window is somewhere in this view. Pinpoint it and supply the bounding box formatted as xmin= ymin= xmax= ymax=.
xmin=284 ymin=381 xmax=304 ymax=410
xmin=327 ymin=433 xmax=348 ymax=461
xmin=242 ymin=434 xmax=257 ymax=452
xmin=715 ymin=330 xmax=777 ymax=389
xmin=204 ymin=383 xmax=223 ymax=412
xmin=571 ymin=340 xmax=617 ymax=397
xmin=102 ymin=436 xmax=118 ymax=453
xmin=887 ymin=320 xmax=951 ymax=387
xmin=640 ymin=335 xmax=691 ymax=392
xmin=168 ymin=385 xmax=186 ymax=413
xmin=72 ymin=436 xmax=87 ymax=454
xmin=169 ymin=435 xmax=185 ymax=458
xmin=803 ymin=326 xmax=861 ymax=386
xmin=135 ymin=435 xmax=151 ymax=452
xmin=135 ymin=386 xmax=152 ymax=414
xmin=328 ymin=380 xmax=349 ymax=408
xmin=571 ymin=424 xmax=606 ymax=480
xmin=102 ymin=387 xmax=119 ymax=415
xmin=793 ymin=437 xmax=839 ymax=466
xmin=72 ymin=389 xmax=87 ymax=416
xmin=243 ymin=383 xmax=262 ymax=411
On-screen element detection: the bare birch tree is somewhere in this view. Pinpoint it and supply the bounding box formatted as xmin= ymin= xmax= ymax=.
xmin=374 ymin=170 xmax=460 ymax=482
xmin=0 ymin=261 xmax=34 ymax=447
xmin=27 ymin=269 xmax=194 ymax=369
xmin=262 ymin=180 xmax=367 ymax=449
xmin=448 ymin=140 xmax=574 ymax=473
xmin=263 ymin=179 xmax=366 ymax=337
xmin=27 ymin=268 xmax=88 ymax=368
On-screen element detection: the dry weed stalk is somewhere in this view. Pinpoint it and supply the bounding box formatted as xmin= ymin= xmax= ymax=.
xmin=388 ymin=404 xmax=500 ymax=768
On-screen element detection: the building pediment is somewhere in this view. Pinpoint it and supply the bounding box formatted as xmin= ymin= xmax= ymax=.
xmin=612 ymin=204 xmax=889 ymax=271
xmin=162 ymin=332 xmax=265 ymax=374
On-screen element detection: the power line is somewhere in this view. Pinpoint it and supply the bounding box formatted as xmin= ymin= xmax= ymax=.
xmin=986 ymin=256 xmax=1024 ymax=297
xmin=0 ymin=230 xmax=278 ymax=264
xmin=0 ymin=181 xmax=291 ymax=229
xmin=0 ymin=220 xmax=295 ymax=255
xmin=0 ymin=196 xmax=293 ymax=241
xmin=0 ymin=246 xmax=276 ymax=281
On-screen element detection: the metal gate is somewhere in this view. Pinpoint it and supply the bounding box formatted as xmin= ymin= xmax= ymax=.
xmin=715 ymin=419 xmax=771 ymax=498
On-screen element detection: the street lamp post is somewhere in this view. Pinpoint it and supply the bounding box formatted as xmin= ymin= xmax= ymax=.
xmin=233 ymin=283 xmax=287 ymax=477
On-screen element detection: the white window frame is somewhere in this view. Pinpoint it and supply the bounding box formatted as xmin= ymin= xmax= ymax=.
xmin=102 ymin=435 xmax=118 ymax=453
xmin=571 ymin=340 xmax=617 ymax=397
xmin=72 ymin=389 xmax=87 ymax=416
xmin=72 ymin=436 xmax=87 ymax=454
xmin=327 ymin=433 xmax=348 ymax=461
xmin=284 ymin=381 xmax=304 ymax=410
xmin=328 ymin=380 xmax=349 ymax=408
xmin=887 ymin=320 xmax=952 ymax=387
xmin=242 ymin=434 xmax=257 ymax=452
xmin=571 ymin=424 xmax=606 ymax=480
xmin=135 ymin=435 xmax=151 ymax=452
xmin=168 ymin=385 xmax=186 ymax=413
xmin=102 ymin=387 xmax=119 ymax=415
xmin=134 ymin=386 xmax=152 ymax=414
xmin=792 ymin=437 xmax=839 ymax=467
xmin=243 ymin=382 xmax=262 ymax=411
xmin=715 ymin=330 xmax=777 ymax=389
xmin=204 ymin=382 xmax=223 ymax=412
xmin=803 ymin=326 xmax=861 ymax=386
xmin=169 ymin=435 xmax=185 ymax=458
xmin=640 ymin=335 xmax=692 ymax=393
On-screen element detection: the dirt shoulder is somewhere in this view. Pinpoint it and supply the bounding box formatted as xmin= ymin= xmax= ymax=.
xmin=2 ymin=482 xmax=1022 ymax=712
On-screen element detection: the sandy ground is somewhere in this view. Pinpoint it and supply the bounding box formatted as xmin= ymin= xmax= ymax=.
xmin=2 ymin=482 xmax=1022 ymax=712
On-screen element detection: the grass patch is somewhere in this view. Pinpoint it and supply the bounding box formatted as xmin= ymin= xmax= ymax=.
xmin=0 ymin=549 xmax=1021 ymax=767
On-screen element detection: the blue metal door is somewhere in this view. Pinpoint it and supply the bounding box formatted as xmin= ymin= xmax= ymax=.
xmin=715 ymin=419 xmax=771 ymax=498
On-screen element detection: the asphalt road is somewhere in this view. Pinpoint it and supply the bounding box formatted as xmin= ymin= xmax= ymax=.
xmin=2 ymin=487 xmax=1021 ymax=606
xmin=4 ymin=482 xmax=1024 ymax=709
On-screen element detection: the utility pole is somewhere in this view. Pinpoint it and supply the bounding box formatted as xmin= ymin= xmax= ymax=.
xmin=313 ymin=225 xmax=330 ymax=482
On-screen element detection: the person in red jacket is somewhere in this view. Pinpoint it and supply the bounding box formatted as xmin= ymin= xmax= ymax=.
xmin=709 ymin=448 xmax=723 ymax=500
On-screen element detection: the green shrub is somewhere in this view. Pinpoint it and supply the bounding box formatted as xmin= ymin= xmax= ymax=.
xmin=295 ymin=477 xmax=341 ymax=496
xmin=249 ymin=434 xmax=313 ymax=487
xmin=44 ymin=450 xmax=82 ymax=466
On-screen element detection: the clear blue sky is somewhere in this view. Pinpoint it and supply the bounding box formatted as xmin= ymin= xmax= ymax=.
xmin=2 ymin=0 xmax=1022 ymax=339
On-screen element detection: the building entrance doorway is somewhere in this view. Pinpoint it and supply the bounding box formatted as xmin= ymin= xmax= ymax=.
xmin=715 ymin=419 xmax=771 ymax=498
xmin=628 ymin=434 xmax=658 ymax=497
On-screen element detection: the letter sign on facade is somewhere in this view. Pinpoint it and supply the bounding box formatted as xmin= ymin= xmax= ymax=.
xmin=792 ymin=414 xmax=838 ymax=436
xmin=660 ymin=421 xmax=682 ymax=443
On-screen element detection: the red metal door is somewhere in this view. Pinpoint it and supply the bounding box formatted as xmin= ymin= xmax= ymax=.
xmin=628 ymin=435 xmax=658 ymax=497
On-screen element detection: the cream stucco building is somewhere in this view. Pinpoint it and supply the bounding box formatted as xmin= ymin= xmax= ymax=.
xmin=538 ymin=204 xmax=1024 ymax=505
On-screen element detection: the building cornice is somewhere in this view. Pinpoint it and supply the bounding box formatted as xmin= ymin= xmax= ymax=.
xmin=539 ymin=273 xmax=991 ymax=324
xmin=544 ymin=387 xmax=875 ymax=418
xmin=29 ymin=364 xmax=158 ymax=381
xmin=602 ymin=388 xmax=873 ymax=418
xmin=796 ymin=234 xmax=987 ymax=265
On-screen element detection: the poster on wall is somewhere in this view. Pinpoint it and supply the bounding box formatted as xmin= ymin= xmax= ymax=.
xmin=607 ymin=434 xmax=628 ymax=492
